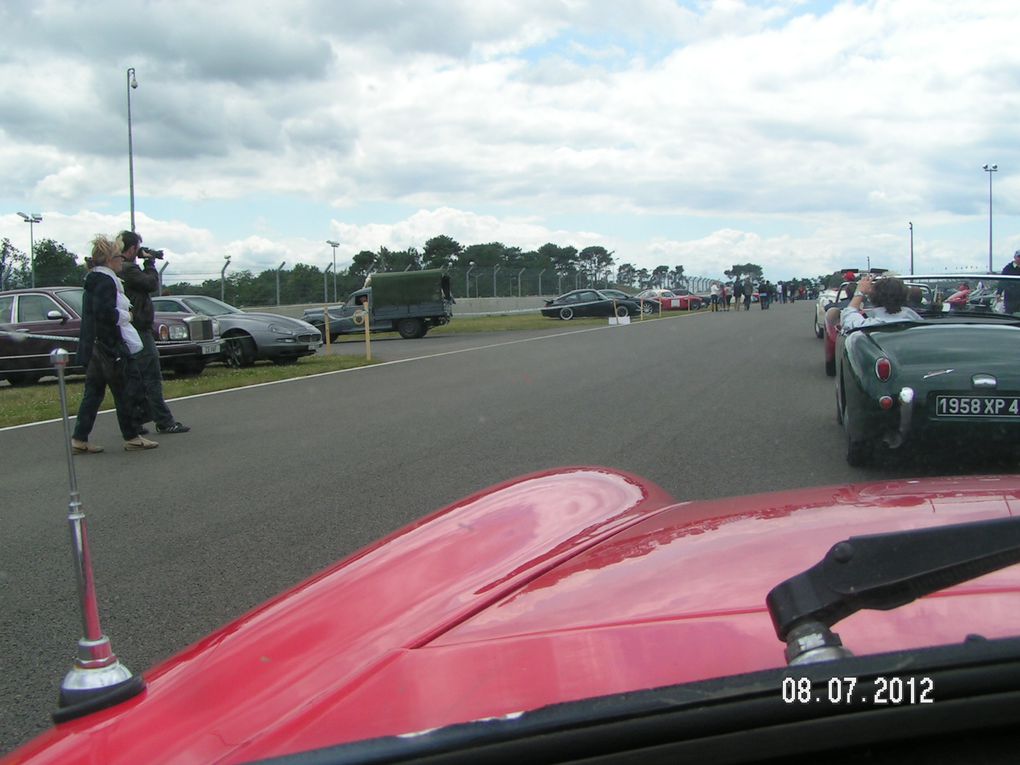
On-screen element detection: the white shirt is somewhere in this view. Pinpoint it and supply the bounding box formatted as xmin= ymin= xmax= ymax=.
xmin=841 ymin=304 xmax=923 ymax=333
xmin=94 ymin=266 xmax=144 ymax=355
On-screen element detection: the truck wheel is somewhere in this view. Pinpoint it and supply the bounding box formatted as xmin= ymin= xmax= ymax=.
xmin=397 ymin=319 xmax=425 ymax=339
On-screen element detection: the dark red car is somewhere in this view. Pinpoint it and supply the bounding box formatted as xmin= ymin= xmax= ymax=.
xmin=634 ymin=288 xmax=703 ymax=310
xmin=8 ymin=467 xmax=1020 ymax=763
xmin=0 ymin=286 xmax=222 ymax=384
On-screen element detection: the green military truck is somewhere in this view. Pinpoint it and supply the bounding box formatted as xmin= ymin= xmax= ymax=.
xmin=302 ymin=269 xmax=454 ymax=341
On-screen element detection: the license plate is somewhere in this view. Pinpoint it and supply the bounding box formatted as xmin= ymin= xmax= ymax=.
xmin=201 ymin=342 xmax=222 ymax=355
xmin=934 ymin=395 xmax=1020 ymax=418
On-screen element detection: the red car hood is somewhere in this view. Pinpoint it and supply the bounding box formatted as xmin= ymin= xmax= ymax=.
xmin=9 ymin=469 xmax=1020 ymax=764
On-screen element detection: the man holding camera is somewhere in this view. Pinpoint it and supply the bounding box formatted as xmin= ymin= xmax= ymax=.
xmin=117 ymin=231 xmax=190 ymax=435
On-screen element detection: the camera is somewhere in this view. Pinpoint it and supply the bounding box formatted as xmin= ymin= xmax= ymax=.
xmin=140 ymin=246 xmax=164 ymax=260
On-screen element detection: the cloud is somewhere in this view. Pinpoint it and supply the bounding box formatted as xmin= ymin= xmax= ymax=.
xmin=1 ymin=0 xmax=1019 ymax=282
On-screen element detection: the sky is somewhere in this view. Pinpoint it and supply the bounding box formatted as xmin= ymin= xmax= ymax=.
xmin=1 ymin=0 xmax=1018 ymax=285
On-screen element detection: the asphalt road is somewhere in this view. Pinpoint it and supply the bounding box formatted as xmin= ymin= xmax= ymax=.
xmin=1 ymin=302 xmax=1014 ymax=754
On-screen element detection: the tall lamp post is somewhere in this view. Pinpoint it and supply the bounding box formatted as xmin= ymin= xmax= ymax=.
xmin=326 ymin=240 xmax=339 ymax=302
xmin=324 ymin=263 xmax=333 ymax=303
xmin=983 ymin=163 xmax=997 ymax=272
xmin=127 ymin=68 xmax=138 ymax=231
xmin=465 ymin=261 xmax=476 ymax=297
xmin=17 ymin=212 xmax=42 ymax=287
xmin=908 ymin=222 xmax=914 ymax=275
xmin=275 ymin=261 xmax=286 ymax=306
xmin=220 ymin=256 xmax=231 ymax=302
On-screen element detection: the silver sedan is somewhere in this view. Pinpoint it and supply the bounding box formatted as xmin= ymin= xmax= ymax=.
xmin=151 ymin=295 xmax=321 ymax=367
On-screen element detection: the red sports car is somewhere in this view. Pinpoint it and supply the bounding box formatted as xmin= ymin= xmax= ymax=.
xmin=635 ymin=288 xmax=702 ymax=310
xmin=9 ymin=467 xmax=1020 ymax=764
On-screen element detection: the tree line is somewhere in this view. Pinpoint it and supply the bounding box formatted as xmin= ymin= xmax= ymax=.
xmin=2 ymin=235 xmax=829 ymax=306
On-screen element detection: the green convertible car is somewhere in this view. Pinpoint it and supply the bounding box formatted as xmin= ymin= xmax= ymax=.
xmin=835 ymin=274 xmax=1020 ymax=466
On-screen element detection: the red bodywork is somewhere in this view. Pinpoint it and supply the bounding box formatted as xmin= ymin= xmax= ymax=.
xmin=825 ymin=309 xmax=839 ymax=365
xmin=636 ymin=290 xmax=701 ymax=310
xmin=823 ymin=281 xmax=860 ymax=373
xmin=8 ymin=468 xmax=1020 ymax=764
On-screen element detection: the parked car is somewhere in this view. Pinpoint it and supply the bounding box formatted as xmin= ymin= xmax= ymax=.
xmin=10 ymin=466 xmax=1020 ymax=763
xmin=541 ymin=289 xmax=642 ymax=320
xmin=674 ymin=287 xmax=709 ymax=308
xmin=151 ymin=295 xmax=321 ymax=367
xmin=834 ymin=274 xmax=1020 ymax=466
xmin=634 ymin=288 xmax=702 ymax=310
xmin=599 ymin=288 xmax=659 ymax=314
xmin=302 ymin=269 xmax=453 ymax=341
xmin=0 ymin=286 xmax=221 ymax=384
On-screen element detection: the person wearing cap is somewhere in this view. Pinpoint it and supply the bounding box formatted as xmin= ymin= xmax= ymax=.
xmin=999 ymin=250 xmax=1020 ymax=314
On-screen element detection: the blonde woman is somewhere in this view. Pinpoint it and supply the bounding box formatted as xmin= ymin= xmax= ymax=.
xmin=71 ymin=235 xmax=158 ymax=452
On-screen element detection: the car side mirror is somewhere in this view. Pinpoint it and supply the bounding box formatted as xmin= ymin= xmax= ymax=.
xmin=47 ymin=310 xmax=68 ymax=324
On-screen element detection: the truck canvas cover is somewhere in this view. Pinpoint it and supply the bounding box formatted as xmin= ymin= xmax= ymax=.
xmin=367 ymin=269 xmax=452 ymax=307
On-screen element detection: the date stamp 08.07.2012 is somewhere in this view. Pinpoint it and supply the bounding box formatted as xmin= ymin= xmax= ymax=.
xmin=782 ymin=676 xmax=934 ymax=706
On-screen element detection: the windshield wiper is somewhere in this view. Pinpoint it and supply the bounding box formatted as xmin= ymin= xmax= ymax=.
xmin=766 ymin=516 xmax=1020 ymax=665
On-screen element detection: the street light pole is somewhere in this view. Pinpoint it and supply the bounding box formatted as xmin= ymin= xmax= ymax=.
xmin=465 ymin=261 xmax=476 ymax=297
xmin=326 ymin=240 xmax=339 ymax=302
xmin=220 ymin=256 xmax=231 ymax=302
xmin=909 ymin=222 xmax=914 ymax=275
xmin=17 ymin=212 xmax=42 ymax=287
xmin=127 ymin=68 xmax=138 ymax=232
xmin=983 ymin=163 xmax=997 ymax=272
xmin=276 ymin=261 xmax=286 ymax=305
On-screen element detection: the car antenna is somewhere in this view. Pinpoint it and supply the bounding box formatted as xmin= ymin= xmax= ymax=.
xmin=766 ymin=515 xmax=1020 ymax=665
xmin=49 ymin=349 xmax=145 ymax=722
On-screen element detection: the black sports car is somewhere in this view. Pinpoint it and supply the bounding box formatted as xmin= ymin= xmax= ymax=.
xmin=540 ymin=289 xmax=643 ymax=320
